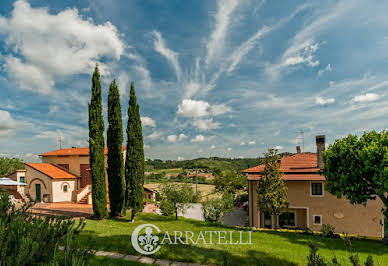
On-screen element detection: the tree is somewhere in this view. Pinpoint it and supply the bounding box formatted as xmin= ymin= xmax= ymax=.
xmin=88 ymin=64 xmax=108 ymax=219
xmin=125 ymin=82 xmax=145 ymax=222
xmin=323 ymin=131 xmax=388 ymax=236
xmin=213 ymin=170 xmax=247 ymax=194
xmin=107 ymin=80 xmax=125 ymax=217
xmin=257 ymin=148 xmax=288 ymax=230
xmin=202 ymin=192 xmax=234 ymax=222
xmin=159 ymin=181 xmax=199 ymax=220
xmin=0 ymin=157 xmax=25 ymax=176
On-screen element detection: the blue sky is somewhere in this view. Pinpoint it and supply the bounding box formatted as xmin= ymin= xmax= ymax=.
xmin=0 ymin=0 xmax=388 ymax=161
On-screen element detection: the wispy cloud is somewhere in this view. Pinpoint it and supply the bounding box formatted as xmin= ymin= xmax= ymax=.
xmin=205 ymin=0 xmax=240 ymax=66
xmin=152 ymin=30 xmax=182 ymax=80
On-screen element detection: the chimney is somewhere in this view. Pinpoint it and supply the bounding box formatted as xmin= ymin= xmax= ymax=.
xmin=296 ymin=146 xmax=301 ymax=154
xmin=316 ymin=135 xmax=325 ymax=169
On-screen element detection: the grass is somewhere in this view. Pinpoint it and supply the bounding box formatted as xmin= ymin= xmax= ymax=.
xmin=79 ymin=213 xmax=388 ymax=265
xmin=145 ymin=168 xmax=183 ymax=174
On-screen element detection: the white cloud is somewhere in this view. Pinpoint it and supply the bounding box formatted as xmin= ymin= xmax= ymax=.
xmin=177 ymin=99 xmax=210 ymax=118
xmin=49 ymin=105 xmax=59 ymax=113
xmin=0 ymin=110 xmax=19 ymax=136
xmin=167 ymin=135 xmax=177 ymax=143
xmin=210 ymin=145 xmax=216 ymax=149
xmin=318 ymin=64 xmax=332 ymax=76
xmin=190 ymin=135 xmax=205 ymax=143
xmin=178 ymin=133 xmax=187 ymax=141
xmin=141 ymin=116 xmax=156 ymax=127
xmin=315 ymin=96 xmax=335 ymax=105
xmin=240 ymin=142 xmax=245 ymax=146
xmin=210 ymin=103 xmax=232 ymax=116
xmin=274 ymin=145 xmax=284 ymax=150
xmin=177 ymin=156 xmax=184 ymax=161
xmin=354 ymin=93 xmax=379 ymax=103
xmin=0 ymin=0 xmax=126 ymax=93
xmin=227 ymin=147 xmax=232 ymax=151
xmin=152 ymin=30 xmax=181 ymax=80
xmin=177 ymin=99 xmax=231 ymax=118
xmin=283 ymin=42 xmax=320 ymax=67
xmin=144 ymin=144 xmax=150 ymax=149
xmin=167 ymin=133 xmax=187 ymax=142
xmin=117 ymin=72 xmax=130 ymax=97
xmin=192 ymin=118 xmax=220 ymax=131
xmin=248 ymin=140 xmax=256 ymax=145
xmin=146 ymin=131 xmax=161 ymax=140
xmin=206 ymin=0 xmax=240 ymax=66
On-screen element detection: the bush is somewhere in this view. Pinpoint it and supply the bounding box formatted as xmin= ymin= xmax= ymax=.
xmin=160 ymin=200 xmax=175 ymax=216
xmin=0 ymin=190 xmax=93 ymax=265
xmin=202 ymin=192 xmax=234 ymax=223
xmin=321 ymin=224 xmax=340 ymax=238
xmin=235 ymin=192 xmax=248 ymax=205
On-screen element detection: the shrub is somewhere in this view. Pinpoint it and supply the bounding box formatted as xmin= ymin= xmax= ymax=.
xmin=202 ymin=192 xmax=234 ymax=223
xmin=321 ymin=224 xmax=340 ymax=238
xmin=0 ymin=190 xmax=93 ymax=265
xmin=160 ymin=200 xmax=175 ymax=216
xmin=307 ymin=241 xmax=328 ymax=266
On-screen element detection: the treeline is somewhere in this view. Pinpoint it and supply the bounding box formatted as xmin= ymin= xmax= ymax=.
xmin=145 ymin=152 xmax=294 ymax=173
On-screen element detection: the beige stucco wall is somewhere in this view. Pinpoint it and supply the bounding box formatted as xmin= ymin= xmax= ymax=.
xmin=249 ymin=180 xmax=384 ymax=238
xmin=42 ymin=155 xmax=91 ymax=176
xmin=25 ymin=166 xmax=53 ymax=202
xmin=52 ymin=179 xmax=76 ymax=202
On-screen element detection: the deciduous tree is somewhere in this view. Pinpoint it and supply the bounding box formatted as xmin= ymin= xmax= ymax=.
xmin=323 ymin=131 xmax=388 ymax=238
xmin=257 ymin=148 xmax=288 ymax=230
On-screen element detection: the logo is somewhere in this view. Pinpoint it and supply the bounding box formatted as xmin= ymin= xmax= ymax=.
xmin=131 ymin=223 xmax=161 ymax=255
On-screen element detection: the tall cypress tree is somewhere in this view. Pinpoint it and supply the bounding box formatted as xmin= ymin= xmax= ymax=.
xmin=125 ymin=82 xmax=145 ymax=222
xmin=88 ymin=64 xmax=108 ymax=219
xmin=107 ymin=80 xmax=125 ymax=217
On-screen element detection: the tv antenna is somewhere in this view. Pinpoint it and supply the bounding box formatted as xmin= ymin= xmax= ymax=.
xmin=299 ymin=129 xmax=304 ymax=153
xmin=58 ymin=135 xmax=63 ymax=149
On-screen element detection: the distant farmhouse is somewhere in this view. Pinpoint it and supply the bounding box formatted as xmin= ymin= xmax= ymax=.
xmin=243 ymin=136 xmax=384 ymax=238
xmin=13 ymin=146 xmax=154 ymax=204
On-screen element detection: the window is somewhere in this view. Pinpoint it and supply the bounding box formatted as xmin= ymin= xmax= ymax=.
xmin=20 ymin=176 xmax=25 ymax=183
xmin=311 ymin=182 xmax=323 ymax=196
xmin=63 ymin=185 xmax=68 ymax=192
xmin=313 ymin=215 xmax=322 ymax=225
xmin=279 ymin=212 xmax=296 ymax=227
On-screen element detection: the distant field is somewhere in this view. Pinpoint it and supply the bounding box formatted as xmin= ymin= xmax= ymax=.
xmin=145 ymin=168 xmax=183 ymax=175
xmin=145 ymin=183 xmax=220 ymax=200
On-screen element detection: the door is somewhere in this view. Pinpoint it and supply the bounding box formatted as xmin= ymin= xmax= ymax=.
xmin=264 ymin=212 xmax=272 ymax=229
xmin=80 ymin=164 xmax=92 ymax=188
xmin=35 ymin=184 xmax=41 ymax=202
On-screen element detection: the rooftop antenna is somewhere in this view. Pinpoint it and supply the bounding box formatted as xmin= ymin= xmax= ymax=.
xmin=300 ymin=129 xmax=304 ymax=153
xmin=58 ymin=135 xmax=63 ymax=149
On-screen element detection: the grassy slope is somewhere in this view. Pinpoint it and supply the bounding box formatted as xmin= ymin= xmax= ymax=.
xmin=79 ymin=213 xmax=388 ymax=266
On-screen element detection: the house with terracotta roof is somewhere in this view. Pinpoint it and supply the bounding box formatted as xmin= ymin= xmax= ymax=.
xmin=23 ymin=146 xmax=126 ymax=203
xmin=243 ymin=136 xmax=384 ymax=238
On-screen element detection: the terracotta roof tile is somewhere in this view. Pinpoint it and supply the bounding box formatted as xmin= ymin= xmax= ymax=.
xmin=40 ymin=146 xmax=126 ymax=156
xmin=243 ymin=153 xmax=324 ymax=181
xmin=248 ymin=174 xmax=325 ymax=181
xmin=25 ymin=163 xmax=78 ymax=179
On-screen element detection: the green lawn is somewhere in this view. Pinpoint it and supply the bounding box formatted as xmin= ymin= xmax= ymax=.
xmin=79 ymin=213 xmax=388 ymax=265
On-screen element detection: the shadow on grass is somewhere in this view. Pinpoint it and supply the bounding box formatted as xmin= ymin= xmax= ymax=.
xmin=255 ymin=230 xmax=388 ymax=256
xmin=78 ymin=232 xmax=297 ymax=266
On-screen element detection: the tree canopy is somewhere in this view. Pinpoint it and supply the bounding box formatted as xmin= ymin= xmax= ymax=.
xmin=88 ymin=64 xmax=108 ymax=219
xmin=107 ymin=79 xmax=125 ymax=217
xmin=257 ymin=148 xmax=288 ymax=229
xmin=323 ymin=131 xmax=388 ymax=219
xmin=0 ymin=157 xmax=25 ymax=177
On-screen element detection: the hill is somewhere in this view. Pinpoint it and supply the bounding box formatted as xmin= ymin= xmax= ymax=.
xmin=145 ymin=153 xmax=294 ymax=173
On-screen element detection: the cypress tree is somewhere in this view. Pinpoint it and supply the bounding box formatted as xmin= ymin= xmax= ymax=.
xmin=88 ymin=64 xmax=108 ymax=219
xmin=107 ymin=80 xmax=126 ymax=217
xmin=125 ymin=82 xmax=145 ymax=222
